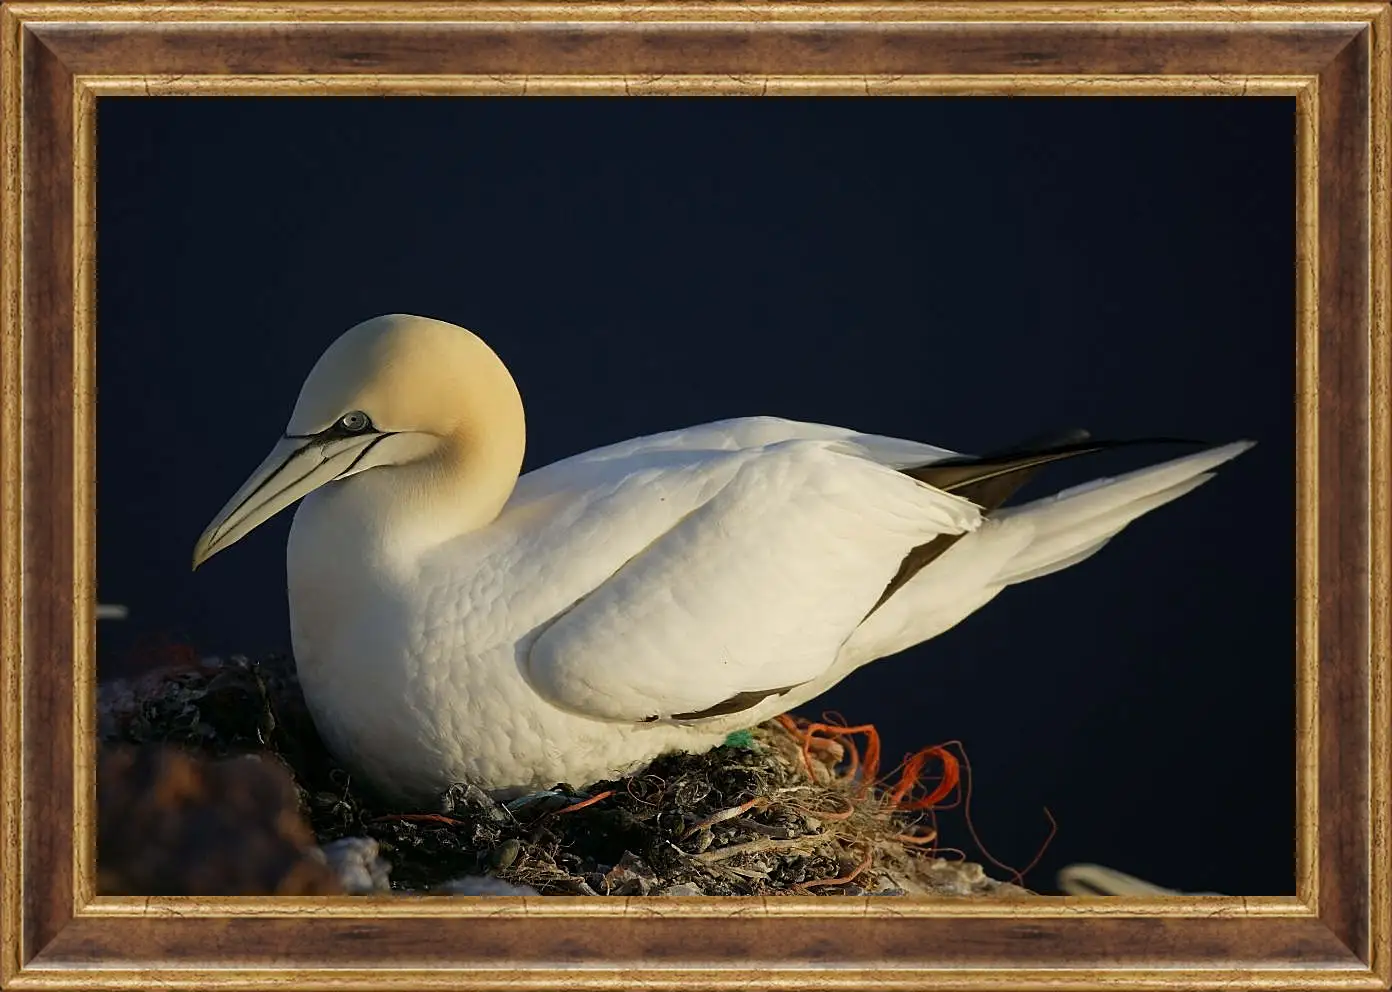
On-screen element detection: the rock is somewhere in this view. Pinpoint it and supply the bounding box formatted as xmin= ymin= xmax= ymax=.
xmin=601 ymin=865 xmax=652 ymax=896
xmin=658 ymin=882 xmax=706 ymax=896
xmin=434 ymin=876 xmax=540 ymax=896
xmin=98 ymin=745 xmax=340 ymax=896
xmin=895 ymin=857 xmax=1034 ymax=897
xmin=319 ymin=837 xmax=392 ymax=894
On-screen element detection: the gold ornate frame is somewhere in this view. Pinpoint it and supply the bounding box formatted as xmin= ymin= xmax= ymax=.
xmin=0 ymin=2 xmax=1388 ymax=989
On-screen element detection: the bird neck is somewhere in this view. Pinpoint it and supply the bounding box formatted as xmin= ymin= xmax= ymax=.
xmin=431 ymin=411 xmax=528 ymax=535
xmin=386 ymin=349 xmax=529 ymax=554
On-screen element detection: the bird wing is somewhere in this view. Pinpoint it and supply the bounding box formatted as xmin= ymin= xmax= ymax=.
xmin=521 ymin=435 xmax=981 ymax=724
xmin=513 ymin=416 xmax=961 ymax=502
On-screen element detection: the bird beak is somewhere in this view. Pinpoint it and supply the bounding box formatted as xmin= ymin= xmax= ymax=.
xmin=192 ymin=433 xmax=379 ymax=570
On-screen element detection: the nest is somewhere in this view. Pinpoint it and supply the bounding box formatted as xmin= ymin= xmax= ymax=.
xmin=99 ymin=652 xmax=1033 ymax=897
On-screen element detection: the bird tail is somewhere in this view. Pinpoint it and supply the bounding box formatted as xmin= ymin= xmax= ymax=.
xmin=987 ymin=439 xmax=1255 ymax=587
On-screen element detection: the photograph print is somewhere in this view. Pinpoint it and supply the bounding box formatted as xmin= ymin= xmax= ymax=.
xmin=95 ymin=94 xmax=1294 ymax=900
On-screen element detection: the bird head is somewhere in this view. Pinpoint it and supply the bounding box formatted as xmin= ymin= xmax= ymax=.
xmin=192 ymin=313 xmax=523 ymax=569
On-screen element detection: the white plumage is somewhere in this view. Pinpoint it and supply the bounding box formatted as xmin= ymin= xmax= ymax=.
xmin=194 ymin=314 xmax=1252 ymax=803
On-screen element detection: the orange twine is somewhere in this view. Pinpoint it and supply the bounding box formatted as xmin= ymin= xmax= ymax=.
xmin=774 ymin=716 xmax=1058 ymax=887
xmin=885 ymin=744 xmax=961 ymax=811
xmin=549 ymin=789 xmax=615 ymax=817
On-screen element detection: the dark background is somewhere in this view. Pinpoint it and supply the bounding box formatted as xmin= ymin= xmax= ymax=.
xmin=97 ymin=96 xmax=1295 ymax=896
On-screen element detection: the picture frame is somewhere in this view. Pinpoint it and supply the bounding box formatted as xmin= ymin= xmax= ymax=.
xmin=1 ymin=2 xmax=1387 ymax=989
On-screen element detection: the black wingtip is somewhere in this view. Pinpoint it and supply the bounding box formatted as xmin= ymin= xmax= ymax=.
xmin=935 ymin=434 xmax=1214 ymax=469
xmin=905 ymin=435 xmax=1224 ymax=506
xmin=984 ymin=428 xmax=1093 ymax=457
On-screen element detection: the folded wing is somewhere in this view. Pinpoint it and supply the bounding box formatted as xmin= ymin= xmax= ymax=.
xmin=523 ymin=438 xmax=980 ymax=723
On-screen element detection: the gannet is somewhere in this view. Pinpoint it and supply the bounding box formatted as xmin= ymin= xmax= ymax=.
xmin=193 ymin=314 xmax=1253 ymax=804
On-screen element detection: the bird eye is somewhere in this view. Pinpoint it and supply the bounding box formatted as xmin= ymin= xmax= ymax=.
xmin=338 ymin=410 xmax=371 ymax=433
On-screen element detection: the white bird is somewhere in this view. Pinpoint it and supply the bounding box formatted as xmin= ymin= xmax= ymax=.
xmin=193 ymin=314 xmax=1252 ymax=804
xmin=1056 ymin=863 xmax=1221 ymax=897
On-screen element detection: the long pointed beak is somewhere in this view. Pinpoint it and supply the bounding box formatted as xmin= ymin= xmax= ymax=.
xmin=192 ymin=434 xmax=378 ymax=570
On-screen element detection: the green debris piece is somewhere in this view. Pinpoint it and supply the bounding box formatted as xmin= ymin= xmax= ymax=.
xmin=722 ymin=728 xmax=756 ymax=750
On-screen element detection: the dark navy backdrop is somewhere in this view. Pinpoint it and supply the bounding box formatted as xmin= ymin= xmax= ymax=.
xmin=97 ymin=97 xmax=1294 ymax=895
